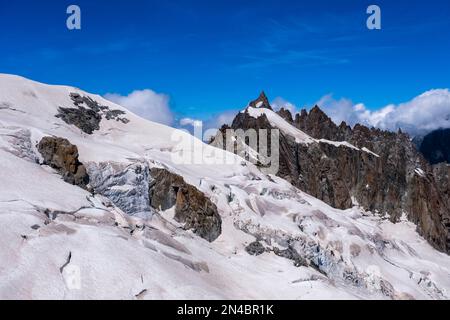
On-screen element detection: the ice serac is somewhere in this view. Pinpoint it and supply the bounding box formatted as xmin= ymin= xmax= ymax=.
xmin=87 ymin=161 xmax=152 ymax=216
xmin=149 ymin=168 xmax=222 ymax=242
xmin=215 ymin=92 xmax=450 ymax=254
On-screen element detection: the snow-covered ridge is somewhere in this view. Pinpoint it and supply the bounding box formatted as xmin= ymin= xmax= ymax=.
xmin=246 ymin=106 xmax=379 ymax=156
xmin=0 ymin=74 xmax=450 ymax=300
xmin=246 ymin=107 xmax=316 ymax=144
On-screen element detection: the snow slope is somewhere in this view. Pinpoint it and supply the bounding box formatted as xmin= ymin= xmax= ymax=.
xmin=0 ymin=74 xmax=449 ymax=300
xmin=246 ymin=107 xmax=315 ymax=144
xmin=246 ymin=106 xmax=379 ymax=155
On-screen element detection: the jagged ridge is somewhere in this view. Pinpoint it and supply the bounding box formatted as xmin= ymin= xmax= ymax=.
xmin=214 ymin=93 xmax=450 ymax=254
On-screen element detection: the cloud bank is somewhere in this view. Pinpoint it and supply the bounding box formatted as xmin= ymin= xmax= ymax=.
xmin=316 ymin=89 xmax=450 ymax=135
xmin=179 ymin=117 xmax=203 ymax=127
xmin=271 ymin=97 xmax=298 ymax=114
xmin=105 ymin=89 xmax=174 ymax=126
xmin=104 ymin=87 xmax=450 ymax=138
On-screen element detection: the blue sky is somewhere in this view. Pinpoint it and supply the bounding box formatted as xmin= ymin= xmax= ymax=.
xmin=1 ymin=0 xmax=450 ymax=125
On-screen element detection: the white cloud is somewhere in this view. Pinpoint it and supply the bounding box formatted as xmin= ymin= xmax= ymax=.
xmin=104 ymin=89 xmax=174 ymax=126
xmin=271 ymin=97 xmax=297 ymax=114
xmin=180 ymin=117 xmax=203 ymax=127
xmin=315 ymin=89 xmax=450 ymax=135
xmin=206 ymin=110 xmax=239 ymax=129
xmin=315 ymin=94 xmax=359 ymax=125
xmin=178 ymin=110 xmax=239 ymax=141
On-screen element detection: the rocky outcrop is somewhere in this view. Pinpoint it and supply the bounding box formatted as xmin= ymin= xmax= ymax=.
xmin=433 ymin=163 xmax=450 ymax=210
xmin=249 ymin=91 xmax=272 ymax=110
xmin=37 ymin=137 xmax=90 ymax=189
xmin=277 ymin=108 xmax=294 ymax=123
xmin=292 ymin=107 xmax=450 ymax=253
xmin=56 ymin=93 xmax=129 ymax=134
xmin=213 ymin=93 xmax=450 ymax=254
xmin=297 ymin=110 xmax=450 ymax=253
xmin=295 ymin=106 xmax=347 ymax=141
xmin=56 ymin=106 xmax=102 ymax=134
xmin=406 ymin=170 xmax=450 ymax=251
xmin=149 ymin=168 xmax=222 ymax=242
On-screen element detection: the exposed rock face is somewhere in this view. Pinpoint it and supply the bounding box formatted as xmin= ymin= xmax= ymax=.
xmin=56 ymin=93 xmax=129 ymax=134
xmin=213 ymin=93 xmax=450 ymax=254
xmin=418 ymin=129 xmax=450 ymax=165
xmin=433 ymin=163 xmax=450 ymax=210
xmin=277 ymin=108 xmax=293 ymax=123
xmin=249 ymin=91 xmax=272 ymax=110
xmin=37 ymin=137 xmax=89 ymax=189
xmin=295 ymin=106 xmax=345 ymax=141
xmin=56 ymin=106 xmax=102 ymax=134
xmin=149 ymin=168 xmax=222 ymax=242
xmin=295 ymin=109 xmax=450 ymax=253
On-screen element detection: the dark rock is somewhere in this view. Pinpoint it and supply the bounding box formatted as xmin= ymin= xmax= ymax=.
xmin=56 ymin=93 xmax=129 ymax=134
xmin=149 ymin=169 xmax=183 ymax=211
xmin=405 ymin=170 xmax=450 ymax=251
xmin=245 ymin=241 xmax=266 ymax=256
xmin=149 ymin=168 xmax=222 ymax=242
xmin=56 ymin=106 xmax=102 ymax=134
xmin=105 ymin=109 xmax=130 ymax=123
xmin=432 ymin=163 xmax=450 ymax=249
xmin=294 ymin=105 xmax=348 ymax=141
xmin=273 ymin=246 xmax=308 ymax=267
xmin=37 ymin=136 xmax=90 ymax=189
xmin=249 ymin=91 xmax=272 ymax=110
xmin=277 ymin=108 xmax=293 ymax=123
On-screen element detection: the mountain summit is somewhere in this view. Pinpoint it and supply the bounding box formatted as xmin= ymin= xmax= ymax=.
xmin=248 ymin=91 xmax=272 ymax=110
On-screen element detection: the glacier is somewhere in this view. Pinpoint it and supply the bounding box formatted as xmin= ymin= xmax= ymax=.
xmin=0 ymin=74 xmax=449 ymax=300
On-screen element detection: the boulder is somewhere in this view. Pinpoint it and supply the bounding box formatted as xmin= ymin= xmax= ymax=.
xmin=149 ymin=168 xmax=222 ymax=242
xmin=37 ymin=136 xmax=90 ymax=189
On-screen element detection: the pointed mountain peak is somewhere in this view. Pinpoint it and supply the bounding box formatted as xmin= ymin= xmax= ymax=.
xmin=277 ymin=107 xmax=293 ymax=123
xmin=249 ymin=91 xmax=272 ymax=110
xmin=310 ymin=105 xmax=328 ymax=117
xmin=258 ymin=90 xmax=268 ymax=100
